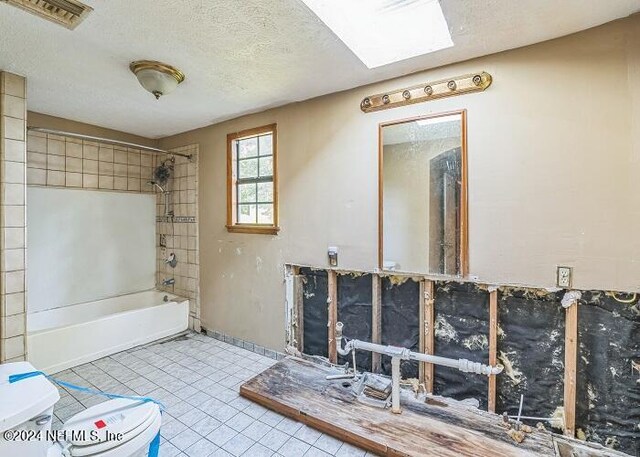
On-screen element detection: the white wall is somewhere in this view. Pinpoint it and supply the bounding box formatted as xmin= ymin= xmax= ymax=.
xmin=27 ymin=187 xmax=156 ymax=313
xmin=160 ymin=16 xmax=640 ymax=350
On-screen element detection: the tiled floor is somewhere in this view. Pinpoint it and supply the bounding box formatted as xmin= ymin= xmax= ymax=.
xmin=51 ymin=332 xmax=375 ymax=457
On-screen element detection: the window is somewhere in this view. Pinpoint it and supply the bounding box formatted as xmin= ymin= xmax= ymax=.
xmin=227 ymin=124 xmax=279 ymax=234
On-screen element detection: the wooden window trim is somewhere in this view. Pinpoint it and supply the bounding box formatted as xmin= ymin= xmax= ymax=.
xmin=226 ymin=123 xmax=279 ymax=235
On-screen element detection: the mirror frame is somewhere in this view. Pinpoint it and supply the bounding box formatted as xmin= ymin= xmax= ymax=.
xmin=378 ymin=109 xmax=468 ymax=277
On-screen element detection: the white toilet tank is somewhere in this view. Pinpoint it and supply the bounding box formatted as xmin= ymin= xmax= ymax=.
xmin=0 ymin=361 xmax=60 ymax=457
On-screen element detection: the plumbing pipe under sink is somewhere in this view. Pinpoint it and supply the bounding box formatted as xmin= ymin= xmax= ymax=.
xmin=335 ymin=321 xmax=503 ymax=414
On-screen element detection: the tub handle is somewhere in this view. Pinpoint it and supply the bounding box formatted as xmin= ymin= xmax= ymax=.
xmin=31 ymin=415 xmax=51 ymax=426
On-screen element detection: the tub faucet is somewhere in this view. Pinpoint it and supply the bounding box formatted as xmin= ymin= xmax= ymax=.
xmin=162 ymin=278 xmax=175 ymax=286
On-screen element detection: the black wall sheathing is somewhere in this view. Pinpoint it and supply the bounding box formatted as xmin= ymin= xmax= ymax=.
xmin=576 ymin=292 xmax=640 ymax=456
xmin=300 ymin=267 xmax=328 ymax=358
xmin=295 ymin=265 xmax=639 ymax=454
xmin=433 ymin=281 xmax=489 ymax=409
xmin=337 ymin=274 xmax=373 ymax=372
xmin=496 ymin=289 xmax=565 ymax=422
xmin=381 ymin=277 xmax=420 ymax=379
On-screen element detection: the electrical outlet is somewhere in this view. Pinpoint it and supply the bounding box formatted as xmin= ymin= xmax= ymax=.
xmin=328 ymin=246 xmax=338 ymax=267
xmin=557 ymin=266 xmax=572 ymax=288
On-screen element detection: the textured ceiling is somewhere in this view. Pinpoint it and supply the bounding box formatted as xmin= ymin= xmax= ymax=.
xmin=0 ymin=0 xmax=638 ymax=138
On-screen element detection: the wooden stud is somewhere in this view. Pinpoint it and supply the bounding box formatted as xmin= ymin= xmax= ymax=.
xmin=564 ymin=301 xmax=578 ymax=437
xmin=328 ymin=270 xmax=338 ymax=364
xmin=423 ymin=280 xmax=435 ymax=393
xmin=419 ymin=280 xmax=425 ymax=384
xmin=371 ymin=274 xmax=382 ymax=373
xmin=488 ymin=290 xmax=498 ymax=413
xmin=293 ymin=266 xmax=304 ymax=352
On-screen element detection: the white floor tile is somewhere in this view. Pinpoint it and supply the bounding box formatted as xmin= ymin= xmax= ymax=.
xmin=52 ymin=332 xmax=368 ymax=457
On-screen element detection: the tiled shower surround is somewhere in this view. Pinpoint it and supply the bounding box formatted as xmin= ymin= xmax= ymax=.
xmin=26 ymin=131 xmax=158 ymax=192
xmin=0 ymin=72 xmax=27 ymax=363
xmin=157 ymin=145 xmax=201 ymax=331
xmin=25 ymin=133 xmax=201 ymax=332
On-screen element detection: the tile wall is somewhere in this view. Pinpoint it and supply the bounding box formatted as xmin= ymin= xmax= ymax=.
xmin=156 ymin=145 xmax=200 ymax=331
xmin=0 ymin=72 xmax=27 ymax=363
xmin=26 ymin=132 xmax=157 ymax=192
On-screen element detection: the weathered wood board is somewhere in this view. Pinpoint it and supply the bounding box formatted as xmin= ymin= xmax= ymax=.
xmin=240 ymin=357 xmax=557 ymax=457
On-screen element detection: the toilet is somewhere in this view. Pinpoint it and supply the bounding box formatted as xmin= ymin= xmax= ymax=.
xmin=0 ymin=362 xmax=162 ymax=457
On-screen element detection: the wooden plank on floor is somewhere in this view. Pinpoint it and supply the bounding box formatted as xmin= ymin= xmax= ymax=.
xmin=328 ymin=269 xmax=338 ymax=364
xmin=371 ymin=274 xmax=382 ymax=373
xmin=488 ymin=289 xmax=498 ymax=413
xmin=241 ymin=357 xmax=557 ymax=457
xmin=564 ymin=301 xmax=578 ymax=437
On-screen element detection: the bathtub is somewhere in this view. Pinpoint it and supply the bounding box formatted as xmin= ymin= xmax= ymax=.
xmin=27 ymin=290 xmax=189 ymax=374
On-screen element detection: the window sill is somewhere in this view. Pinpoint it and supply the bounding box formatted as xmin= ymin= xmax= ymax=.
xmin=226 ymin=224 xmax=280 ymax=235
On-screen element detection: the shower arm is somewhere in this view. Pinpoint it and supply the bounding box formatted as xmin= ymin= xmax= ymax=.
xmin=148 ymin=181 xmax=167 ymax=193
xmin=27 ymin=127 xmax=193 ymax=160
xmin=335 ymin=322 xmax=503 ymax=414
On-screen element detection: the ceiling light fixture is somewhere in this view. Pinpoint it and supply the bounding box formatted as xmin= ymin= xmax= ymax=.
xmin=129 ymin=60 xmax=185 ymax=100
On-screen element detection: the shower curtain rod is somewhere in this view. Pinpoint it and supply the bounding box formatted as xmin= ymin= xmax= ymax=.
xmin=27 ymin=127 xmax=193 ymax=160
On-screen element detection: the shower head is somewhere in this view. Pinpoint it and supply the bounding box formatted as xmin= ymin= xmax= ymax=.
xmin=153 ymin=160 xmax=173 ymax=184
xmin=148 ymin=181 xmax=166 ymax=193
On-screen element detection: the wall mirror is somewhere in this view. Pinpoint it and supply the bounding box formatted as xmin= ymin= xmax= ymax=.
xmin=379 ymin=110 xmax=467 ymax=276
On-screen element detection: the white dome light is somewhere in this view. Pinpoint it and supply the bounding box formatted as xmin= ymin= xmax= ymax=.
xmin=130 ymin=61 xmax=185 ymax=99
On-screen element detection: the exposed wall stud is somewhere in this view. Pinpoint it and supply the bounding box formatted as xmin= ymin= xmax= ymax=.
xmin=488 ymin=289 xmax=498 ymax=413
xmin=328 ymin=270 xmax=338 ymax=363
xmin=371 ymin=274 xmax=382 ymax=372
xmin=293 ymin=266 xmax=304 ymax=352
xmin=361 ymin=72 xmax=492 ymax=113
xmin=419 ymin=280 xmax=425 ymax=384
xmin=285 ymin=266 xmax=295 ymax=348
xmin=423 ymin=280 xmax=435 ymax=393
xmin=563 ymin=299 xmax=578 ymax=437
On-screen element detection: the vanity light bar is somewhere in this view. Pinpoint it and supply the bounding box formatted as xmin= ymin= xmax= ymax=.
xmin=360 ymin=71 xmax=492 ymax=113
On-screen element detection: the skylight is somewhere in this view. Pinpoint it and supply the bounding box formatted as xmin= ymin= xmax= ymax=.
xmin=300 ymin=0 xmax=453 ymax=69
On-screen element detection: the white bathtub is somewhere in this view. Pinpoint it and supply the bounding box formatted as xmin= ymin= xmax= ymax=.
xmin=27 ymin=290 xmax=189 ymax=374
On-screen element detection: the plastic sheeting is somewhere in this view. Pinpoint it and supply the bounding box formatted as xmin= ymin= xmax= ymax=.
xmin=337 ymin=274 xmax=373 ymax=371
xmin=381 ymin=277 xmax=420 ymax=379
xmin=434 ymin=282 xmax=489 ymax=408
xmin=301 ymin=267 xmax=328 ymax=358
xmin=496 ymin=289 xmax=565 ymax=421
xmin=576 ymin=292 xmax=640 ymax=456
